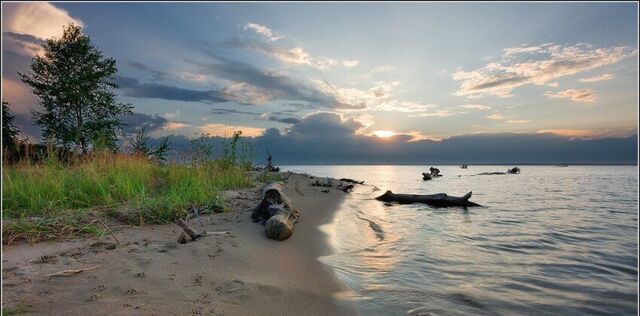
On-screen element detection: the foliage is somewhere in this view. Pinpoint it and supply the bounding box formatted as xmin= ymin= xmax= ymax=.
xmin=130 ymin=127 xmax=170 ymax=162
xmin=189 ymin=133 xmax=215 ymax=165
xmin=2 ymin=152 xmax=253 ymax=241
xmin=221 ymin=130 xmax=255 ymax=170
xmin=2 ymin=100 xmax=21 ymax=150
xmin=256 ymin=171 xmax=286 ymax=183
xmin=19 ymin=24 xmax=132 ymax=153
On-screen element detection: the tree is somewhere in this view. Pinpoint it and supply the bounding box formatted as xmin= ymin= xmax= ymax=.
xmin=19 ymin=24 xmax=132 ymax=153
xmin=2 ymin=100 xmax=21 ymax=150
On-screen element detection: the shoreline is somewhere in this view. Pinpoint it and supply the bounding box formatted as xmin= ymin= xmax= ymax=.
xmin=2 ymin=172 xmax=357 ymax=315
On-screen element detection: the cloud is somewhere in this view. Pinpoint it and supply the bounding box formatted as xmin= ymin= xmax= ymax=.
xmin=536 ymin=128 xmax=633 ymax=140
xmin=505 ymin=119 xmax=530 ymax=124
xmin=259 ymin=113 xmax=302 ymax=124
xmin=545 ymin=89 xmax=597 ymax=103
xmin=186 ymin=55 xmax=360 ymax=108
xmin=228 ymin=39 xmax=339 ymax=70
xmin=372 ymin=65 xmax=393 ymax=74
xmin=460 ymin=104 xmax=491 ymax=110
xmin=343 ymin=60 xmax=359 ymax=68
xmin=120 ymin=112 xmax=169 ymax=134
xmin=580 ymin=74 xmax=614 ymax=83
xmin=2 ymin=32 xmax=45 ymax=56
xmin=198 ymin=123 xmax=265 ymax=137
xmin=164 ymin=122 xmax=191 ymax=130
xmin=409 ymin=110 xmax=457 ymax=118
xmin=244 ymin=22 xmax=284 ymax=41
xmin=2 ymin=3 xmax=83 ymax=40
xmin=453 ymin=43 xmax=635 ymax=98
xmin=486 ymin=113 xmax=506 ymax=120
xmin=116 ymin=76 xmax=234 ymax=103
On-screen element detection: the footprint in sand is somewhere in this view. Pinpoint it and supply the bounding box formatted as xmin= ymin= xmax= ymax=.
xmin=215 ymin=279 xmax=245 ymax=294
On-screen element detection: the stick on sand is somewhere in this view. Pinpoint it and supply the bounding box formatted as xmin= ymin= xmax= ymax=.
xmin=46 ymin=265 xmax=102 ymax=277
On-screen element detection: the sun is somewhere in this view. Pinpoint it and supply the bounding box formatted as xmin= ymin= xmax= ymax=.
xmin=373 ymin=130 xmax=396 ymax=138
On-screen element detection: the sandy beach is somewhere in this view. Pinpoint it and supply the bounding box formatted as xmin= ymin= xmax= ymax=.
xmin=2 ymin=173 xmax=357 ymax=315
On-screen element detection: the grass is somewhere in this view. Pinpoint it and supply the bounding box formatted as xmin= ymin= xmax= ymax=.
xmin=2 ymin=152 xmax=253 ymax=243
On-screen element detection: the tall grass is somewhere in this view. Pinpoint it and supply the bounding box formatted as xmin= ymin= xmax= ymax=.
xmin=2 ymin=152 xmax=253 ymax=228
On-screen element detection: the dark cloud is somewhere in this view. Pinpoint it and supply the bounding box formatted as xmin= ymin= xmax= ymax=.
xmin=124 ymin=61 xmax=170 ymax=81
xmin=185 ymin=52 xmax=355 ymax=108
xmin=120 ymin=112 xmax=168 ymax=134
xmin=152 ymin=112 xmax=638 ymax=165
xmin=210 ymin=108 xmax=260 ymax=116
xmin=269 ymin=117 xmax=301 ymax=124
xmin=210 ymin=108 xmax=301 ymax=124
xmin=116 ymin=76 xmax=232 ymax=103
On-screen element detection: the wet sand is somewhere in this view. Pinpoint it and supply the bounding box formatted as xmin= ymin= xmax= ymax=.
xmin=2 ymin=173 xmax=357 ymax=315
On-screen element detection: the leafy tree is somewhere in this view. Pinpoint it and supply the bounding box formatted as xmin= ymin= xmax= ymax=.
xmin=2 ymin=100 xmax=21 ymax=150
xmin=19 ymin=24 xmax=132 ymax=153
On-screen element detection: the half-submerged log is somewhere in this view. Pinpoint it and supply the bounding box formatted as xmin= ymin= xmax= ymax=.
xmin=423 ymin=167 xmax=443 ymax=180
xmin=251 ymin=182 xmax=299 ymax=241
xmin=339 ymin=178 xmax=365 ymax=185
xmin=375 ymin=190 xmax=481 ymax=207
xmin=506 ymin=167 xmax=520 ymax=174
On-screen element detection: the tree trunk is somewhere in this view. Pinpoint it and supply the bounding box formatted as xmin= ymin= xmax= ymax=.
xmin=251 ymin=182 xmax=299 ymax=241
xmin=376 ymin=190 xmax=481 ymax=207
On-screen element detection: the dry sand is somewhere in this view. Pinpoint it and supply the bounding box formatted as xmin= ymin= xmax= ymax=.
xmin=2 ymin=173 xmax=358 ymax=315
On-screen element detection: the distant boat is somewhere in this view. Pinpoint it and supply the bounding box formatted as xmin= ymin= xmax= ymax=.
xmin=460 ymin=164 xmax=468 ymax=169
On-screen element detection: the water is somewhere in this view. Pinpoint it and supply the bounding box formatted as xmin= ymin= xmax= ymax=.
xmin=281 ymin=165 xmax=639 ymax=315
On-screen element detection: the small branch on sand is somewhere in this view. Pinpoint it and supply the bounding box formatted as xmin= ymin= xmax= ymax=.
xmin=93 ymin=215 xmax=120 ymax=244
xmin=176 ymin=218 xmax=201 ymax=241
xmin=176 ymin=217 xmax=230 ymax=243
xmin=46 ymin=265 xmax=101 ymax=277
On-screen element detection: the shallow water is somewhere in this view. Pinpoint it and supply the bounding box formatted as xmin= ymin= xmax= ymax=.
xmin=281 ymin=165 xmax=639 ymax=316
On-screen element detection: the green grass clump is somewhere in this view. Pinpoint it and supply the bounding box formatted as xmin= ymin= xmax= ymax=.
xmin=2 ymin=152 xmax=253 ymax=242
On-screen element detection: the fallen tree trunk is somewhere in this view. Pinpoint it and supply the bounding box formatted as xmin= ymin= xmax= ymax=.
xmin=251 ymin=182 xmax=299 ymax=241
xmin=375 ymin=190 xmax=481 ymax=207
xmin=339 ymin=178 xmax=364 ymax=184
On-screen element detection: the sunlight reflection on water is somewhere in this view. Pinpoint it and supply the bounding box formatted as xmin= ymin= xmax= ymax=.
xmin=285 ymin=165 xmax=639 ymax=316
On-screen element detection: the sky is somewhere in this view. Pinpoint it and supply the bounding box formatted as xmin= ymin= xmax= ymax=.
xmin=2 ymin=2 xmax=638 ymax=164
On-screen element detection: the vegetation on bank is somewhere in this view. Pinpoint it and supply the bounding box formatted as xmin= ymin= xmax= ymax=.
xmin=2 ymin=150 xmax=254 ymax=244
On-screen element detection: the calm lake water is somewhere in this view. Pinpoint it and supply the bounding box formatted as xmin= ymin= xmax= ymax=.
xmin=281 ymin=165 xmax=638 ymax=316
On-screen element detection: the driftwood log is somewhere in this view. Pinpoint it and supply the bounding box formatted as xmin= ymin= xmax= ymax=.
xmin=376 ymin=190 xmax=481 ymax=207
xmin=423 ymin=167 xmax=443 ymax=180
xmin=339 ymin=178 xmax=364 ymax=185
xmin=251 ymin=182 xmax=299 ymax=241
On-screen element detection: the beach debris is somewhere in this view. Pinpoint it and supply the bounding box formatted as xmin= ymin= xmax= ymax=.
xmin=422 ymin=166 xmax=443 ymax=180
xmin=311 ymin=178 xmax=333 ymax=187
xmin=175 ymin=217 xmax=229 ymax=243
xmin=251 ymin=182 xmax=299 ymax=241
xmin=93 ymin=214 xmax=120 ymax=244
xmin=506 ymin=167 xmax=521 ymax=174
xmin=375 ymin=190 xmax=481 ymax=207
xmin=46 ymin=265 xmax=102 ymax=277
xmin=266 ymin=150 xmax=280 ymax=172
xmin=338 ymin=183 xmax=355 ymax=193
xmin=339 ymin=178 xmax=365 ymax=185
